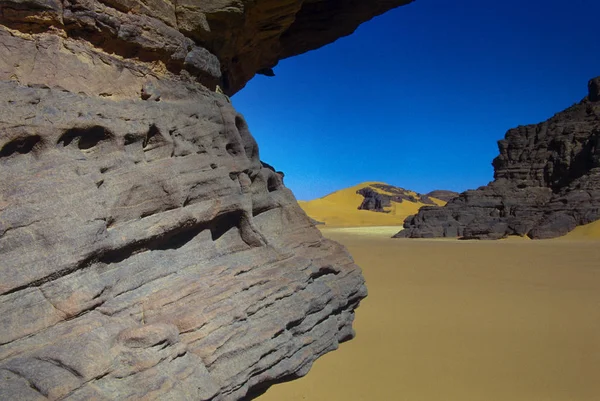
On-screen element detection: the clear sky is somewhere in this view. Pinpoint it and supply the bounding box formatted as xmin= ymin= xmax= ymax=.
xmin=232 ymin=0 xmax=600 ymax=201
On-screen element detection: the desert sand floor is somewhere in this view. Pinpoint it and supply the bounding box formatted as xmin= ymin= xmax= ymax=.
xmin=257 ymin=227 xmax=600 ymax=401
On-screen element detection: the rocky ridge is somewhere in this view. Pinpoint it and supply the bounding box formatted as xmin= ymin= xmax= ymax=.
xmin=357 ymin=183 xmax=450 ymax=212
xmin=0 ymin=0 xmax=412 ymax=400
xmin=397 ymin=77 xmax=600 ymax=239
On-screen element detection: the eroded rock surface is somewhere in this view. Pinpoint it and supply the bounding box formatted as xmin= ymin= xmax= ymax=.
xmin=397 ymin=77 xmax=600 ymax=239
xmin=0 ymin=81 xmax=366 ymax=401
xmin=0 ymin=80 xmax=370 ymax=400
xmin=0 ymin=0 xmax=413 ymax=399
xmin=0 ymin=0 xmax=413 ymax=94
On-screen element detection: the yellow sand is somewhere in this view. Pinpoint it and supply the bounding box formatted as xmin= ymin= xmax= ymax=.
xmin=562 ymin=219 xmax=600 ymax=240
xmin=298 ymin=182 xmax=444 ymax=227
xmin=258 ymin=227 xmax=600 ymax=401
xmin=429 ymin=197 xmax=446 ymax=207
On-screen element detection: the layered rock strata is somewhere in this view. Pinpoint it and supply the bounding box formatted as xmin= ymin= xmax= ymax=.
xmin=0 ymin=0 xmax=413 ymax=399
xmin=0 ymin=79 xmax=368 ymax=401
xmin=397 ymin=77 xmax=600 ymax=239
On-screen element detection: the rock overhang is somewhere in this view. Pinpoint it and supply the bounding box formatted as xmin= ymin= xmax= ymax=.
xmin=0 ymin=0 xmax=414 ymax=95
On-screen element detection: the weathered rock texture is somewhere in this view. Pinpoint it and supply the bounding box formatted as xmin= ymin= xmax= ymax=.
xmin=397 ymin=77 xmax=600 ymax=240
xmin=0 ymin=80 xmax=369 ymax=401
xmin=0 ymin=0 xmax=413 ymax=95
xmin=0 ymin=0 xmax=413 ymax=399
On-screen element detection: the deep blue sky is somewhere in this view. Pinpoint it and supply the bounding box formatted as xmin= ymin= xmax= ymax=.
xmin=232 ymin=0 xmax=600 ymax=201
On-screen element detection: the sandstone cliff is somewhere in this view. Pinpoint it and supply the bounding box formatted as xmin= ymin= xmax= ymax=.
xmin=397 ymin=77 xmax=600 ymax=240
xmin=0 ymin=0 xmax=412 ymax=399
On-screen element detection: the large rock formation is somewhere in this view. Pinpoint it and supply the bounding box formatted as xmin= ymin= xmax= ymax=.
xmin=0 ymin=0 xmax=412 ymax=399
xmin=397 ymin=77 xmax=600 ymax=240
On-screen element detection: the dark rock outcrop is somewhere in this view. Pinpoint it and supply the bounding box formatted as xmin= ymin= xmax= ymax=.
xmin=357 ymin=187 xmax=391 ymax=212
xmin=0 ymin=0 xmax=413 ymax=399
xmin=357 ymin=183 xmax=444 ymax=213
xmin=397 ymin=77 xmax=600 ymax=240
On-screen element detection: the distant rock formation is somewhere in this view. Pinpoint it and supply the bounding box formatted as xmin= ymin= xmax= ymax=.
xmin=299 ymin=182 xmax=450 ymax=227
xmin=0 ymin=0 xmax=413 ymax=399
xmin=357 ymin=183 xmax=442 ymax=212
xmin=397 ymin=77 xmax=600 ymax=240
xmin=357 ymin=187 xmax=391 ymax=212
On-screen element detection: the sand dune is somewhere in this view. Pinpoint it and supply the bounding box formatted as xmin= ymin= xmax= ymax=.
xmin=298 ymin=182 xmax=444 ymax=227
xmin=562 ymin=219 xmax=600 ymax=240
xmin=257 ymin=227 xmax=600 ymax=401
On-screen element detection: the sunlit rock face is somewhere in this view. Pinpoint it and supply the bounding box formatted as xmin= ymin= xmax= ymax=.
xmin=397 ymin=77 xmax=600 ymax=240
xmin=0 ymin=0 xmax=413 ymax=399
